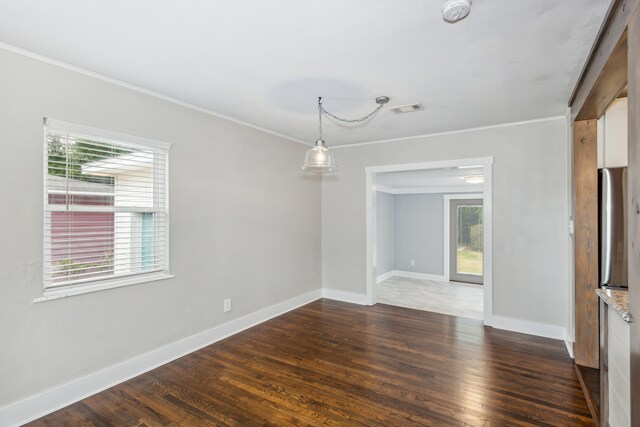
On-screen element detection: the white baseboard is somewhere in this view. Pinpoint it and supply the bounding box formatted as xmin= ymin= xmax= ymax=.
xmin=376 ymin=270 xmax=395 ymax=283
xmin=0 ymin=289 xmax=323 ymax=427
xmin=486 ymin=315 xmax=567 ymax=341
xmin=564 ymin=330 xmax=575 ymax=359
xmin=380 ymin=270 xmax=446 ymax=282
xmin=564 ymin=339 xmax=574 ymax=359
xmin=322 ymin=289 xmax=370 ymax=305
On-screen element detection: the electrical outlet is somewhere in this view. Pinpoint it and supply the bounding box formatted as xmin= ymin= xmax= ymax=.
xmin=223 ymin=298 xmax=232 ymax=313
xmin=410 ymin=259 xmax=415 ymax=266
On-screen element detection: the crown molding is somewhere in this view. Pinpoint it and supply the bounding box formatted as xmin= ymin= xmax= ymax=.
xmin=1 ymin=42 xmax=567 ymax=151
xmin=332 ymin=115 xmax=566 ymax=149
xmin=0 ymin=42 xmax=310 ymax=147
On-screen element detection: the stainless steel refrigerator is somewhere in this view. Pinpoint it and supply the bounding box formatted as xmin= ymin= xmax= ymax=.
xmin=599 ymin=167 xmax=628 ymax=289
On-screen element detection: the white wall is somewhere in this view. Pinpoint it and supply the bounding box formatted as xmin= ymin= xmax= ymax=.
xmin=375 ymin=191 xmax=394 ymax=275
xmin=0 ymin=49 xmax=321 ymax=408
xmin=393 ymin=193 xmax=446 ymax=276
xmin=322 ymin=119 xmax=570 ymax=328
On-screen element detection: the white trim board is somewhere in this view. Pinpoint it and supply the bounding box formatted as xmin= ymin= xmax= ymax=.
xmin=376 ymin=184 xmax=482 ymax=195
xmin=365 ymin=158 xmax=494 ymax=175
xmin=45 ymin=118 xmax=173 ymax=150
xmin=565 ymin=339 xmax=575 ymax=359
xmin=376 ymin=270 xmax=396 ymax=283
xmin=0 ymin=289 xmax=322 ymax=427
xmin=0 ymin=42 xmax=308 ymax=147
xmin=565 ymin=331 xmax=575 ymax=359
xmin=377 ymin=270 xmax=446 ymax=283
xmin=322 ymin=289 xmax=370 ymax=305
xmin=332 ymin=116 xmax=565 ymax=149
xmin=486 ymin=315 xmax=567 ymax=341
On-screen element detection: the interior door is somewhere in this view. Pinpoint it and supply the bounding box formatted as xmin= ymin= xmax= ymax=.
xmin=449 ymin=199 xmax=484 ymax=284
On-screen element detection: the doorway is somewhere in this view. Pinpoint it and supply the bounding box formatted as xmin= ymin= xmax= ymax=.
xmin=365 ymin=157 xmax=493 ymax=324
xmin=449 ymin=199 xmax=483 ymax=285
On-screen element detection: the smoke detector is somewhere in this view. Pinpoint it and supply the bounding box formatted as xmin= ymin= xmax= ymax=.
xmin=390 ymin=103 xmax=424 ymax=114
xmin=442 ymin=0 xmax=472 ymax=23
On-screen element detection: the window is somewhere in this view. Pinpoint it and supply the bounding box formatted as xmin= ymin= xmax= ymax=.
xmin=42 ymin=119 xmax=171 ymax=299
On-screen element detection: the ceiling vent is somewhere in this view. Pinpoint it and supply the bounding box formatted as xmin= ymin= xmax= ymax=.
xmin=390 ymin=103 xmax=424 ymax=114
xmin=442 ymin=0 xmax=472 ymax=23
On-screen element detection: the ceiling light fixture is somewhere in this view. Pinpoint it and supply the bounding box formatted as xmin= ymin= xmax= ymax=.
xmin=442 ymin=0 xmax=472 ymax=23
xmin=457 ymin=164 xmax=482 ymax=169
xmin=302 ymin=96 xmax=390 ymax=173
xmin=463 ymin=175 xmax=484 ymax=184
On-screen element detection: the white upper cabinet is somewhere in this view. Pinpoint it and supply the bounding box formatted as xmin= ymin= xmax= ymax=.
xmin=597 ymin=98 xmax=628 ymax=168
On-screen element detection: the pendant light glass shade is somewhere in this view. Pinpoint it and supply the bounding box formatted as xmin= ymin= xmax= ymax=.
xmin=302 ymin=139 xmax=338 ymax=172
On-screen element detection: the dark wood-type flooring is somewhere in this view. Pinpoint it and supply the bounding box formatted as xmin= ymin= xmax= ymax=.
xmin=575 ymin=364 xmax=601 ymax=424
xmin=28 ymin=299 xmax=594 ymax=426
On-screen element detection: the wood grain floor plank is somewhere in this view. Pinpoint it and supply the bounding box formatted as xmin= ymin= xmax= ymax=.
xmin=26 ymin=299 xmax=594 ymax=426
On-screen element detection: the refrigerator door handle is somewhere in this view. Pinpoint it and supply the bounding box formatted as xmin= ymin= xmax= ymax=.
xmin=601 ymin=169 xmax=613 ymax=286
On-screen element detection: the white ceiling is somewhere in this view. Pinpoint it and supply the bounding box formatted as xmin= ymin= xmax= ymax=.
xmin=0 ymin=0 xmax=610 ymax=145
xmin=376 ymin=167 xmax=483 ymax=193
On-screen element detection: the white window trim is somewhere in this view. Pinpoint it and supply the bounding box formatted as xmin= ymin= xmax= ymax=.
xmin=44 ymin=118 xmax=172 ymax=151
xmin=37 ymin=118 xmax=172 ymax=302
xmin=34 ymin=272 xmax=175 ymax=302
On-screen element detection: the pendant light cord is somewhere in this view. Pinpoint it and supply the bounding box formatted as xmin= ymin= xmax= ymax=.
xmin=318 ymin=97 xmax=323 ymax=140
xmin=319 ymin=99 xmax=385 ymax=124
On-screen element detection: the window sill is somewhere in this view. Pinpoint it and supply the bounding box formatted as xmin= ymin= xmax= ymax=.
xmin=33 ymin=272 xmax=175 ymax=303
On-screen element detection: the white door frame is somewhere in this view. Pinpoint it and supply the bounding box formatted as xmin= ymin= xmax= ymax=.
xmin=365 ymin=157 xmax=494 ymax=324
xmin=443 ymin=193 xmax=484 ymax=282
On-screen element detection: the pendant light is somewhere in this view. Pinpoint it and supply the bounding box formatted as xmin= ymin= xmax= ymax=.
xmin=302 ymin=96 xmax=389 ymax=173
xmin=302 ymin=97 xmax=337 ymax=173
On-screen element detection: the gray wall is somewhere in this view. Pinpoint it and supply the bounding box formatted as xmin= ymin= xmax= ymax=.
xmin=375 ymin=191 xmax=394 ymax=275
xmin=0 ymin=49 xmax=322 ymax=407
xmin=322 ymin=119 xmax=570 ymax=328
xmin=393 ymin=194 xmax=445 ymax=275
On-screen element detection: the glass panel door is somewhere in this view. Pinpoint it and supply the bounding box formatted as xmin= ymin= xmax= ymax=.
xmin=450 ymin=199 xmax=483 ymax=284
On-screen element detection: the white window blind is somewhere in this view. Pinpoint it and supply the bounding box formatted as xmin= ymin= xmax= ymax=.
xmin=43 ymin=119 xmax=170 ymax=291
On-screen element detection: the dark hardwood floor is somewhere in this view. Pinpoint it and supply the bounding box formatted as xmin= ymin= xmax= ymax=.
xmin=28 ymin=299 xmax=593 ymax=426
xmin=575 ymin=364 xmax=601 ymax=424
